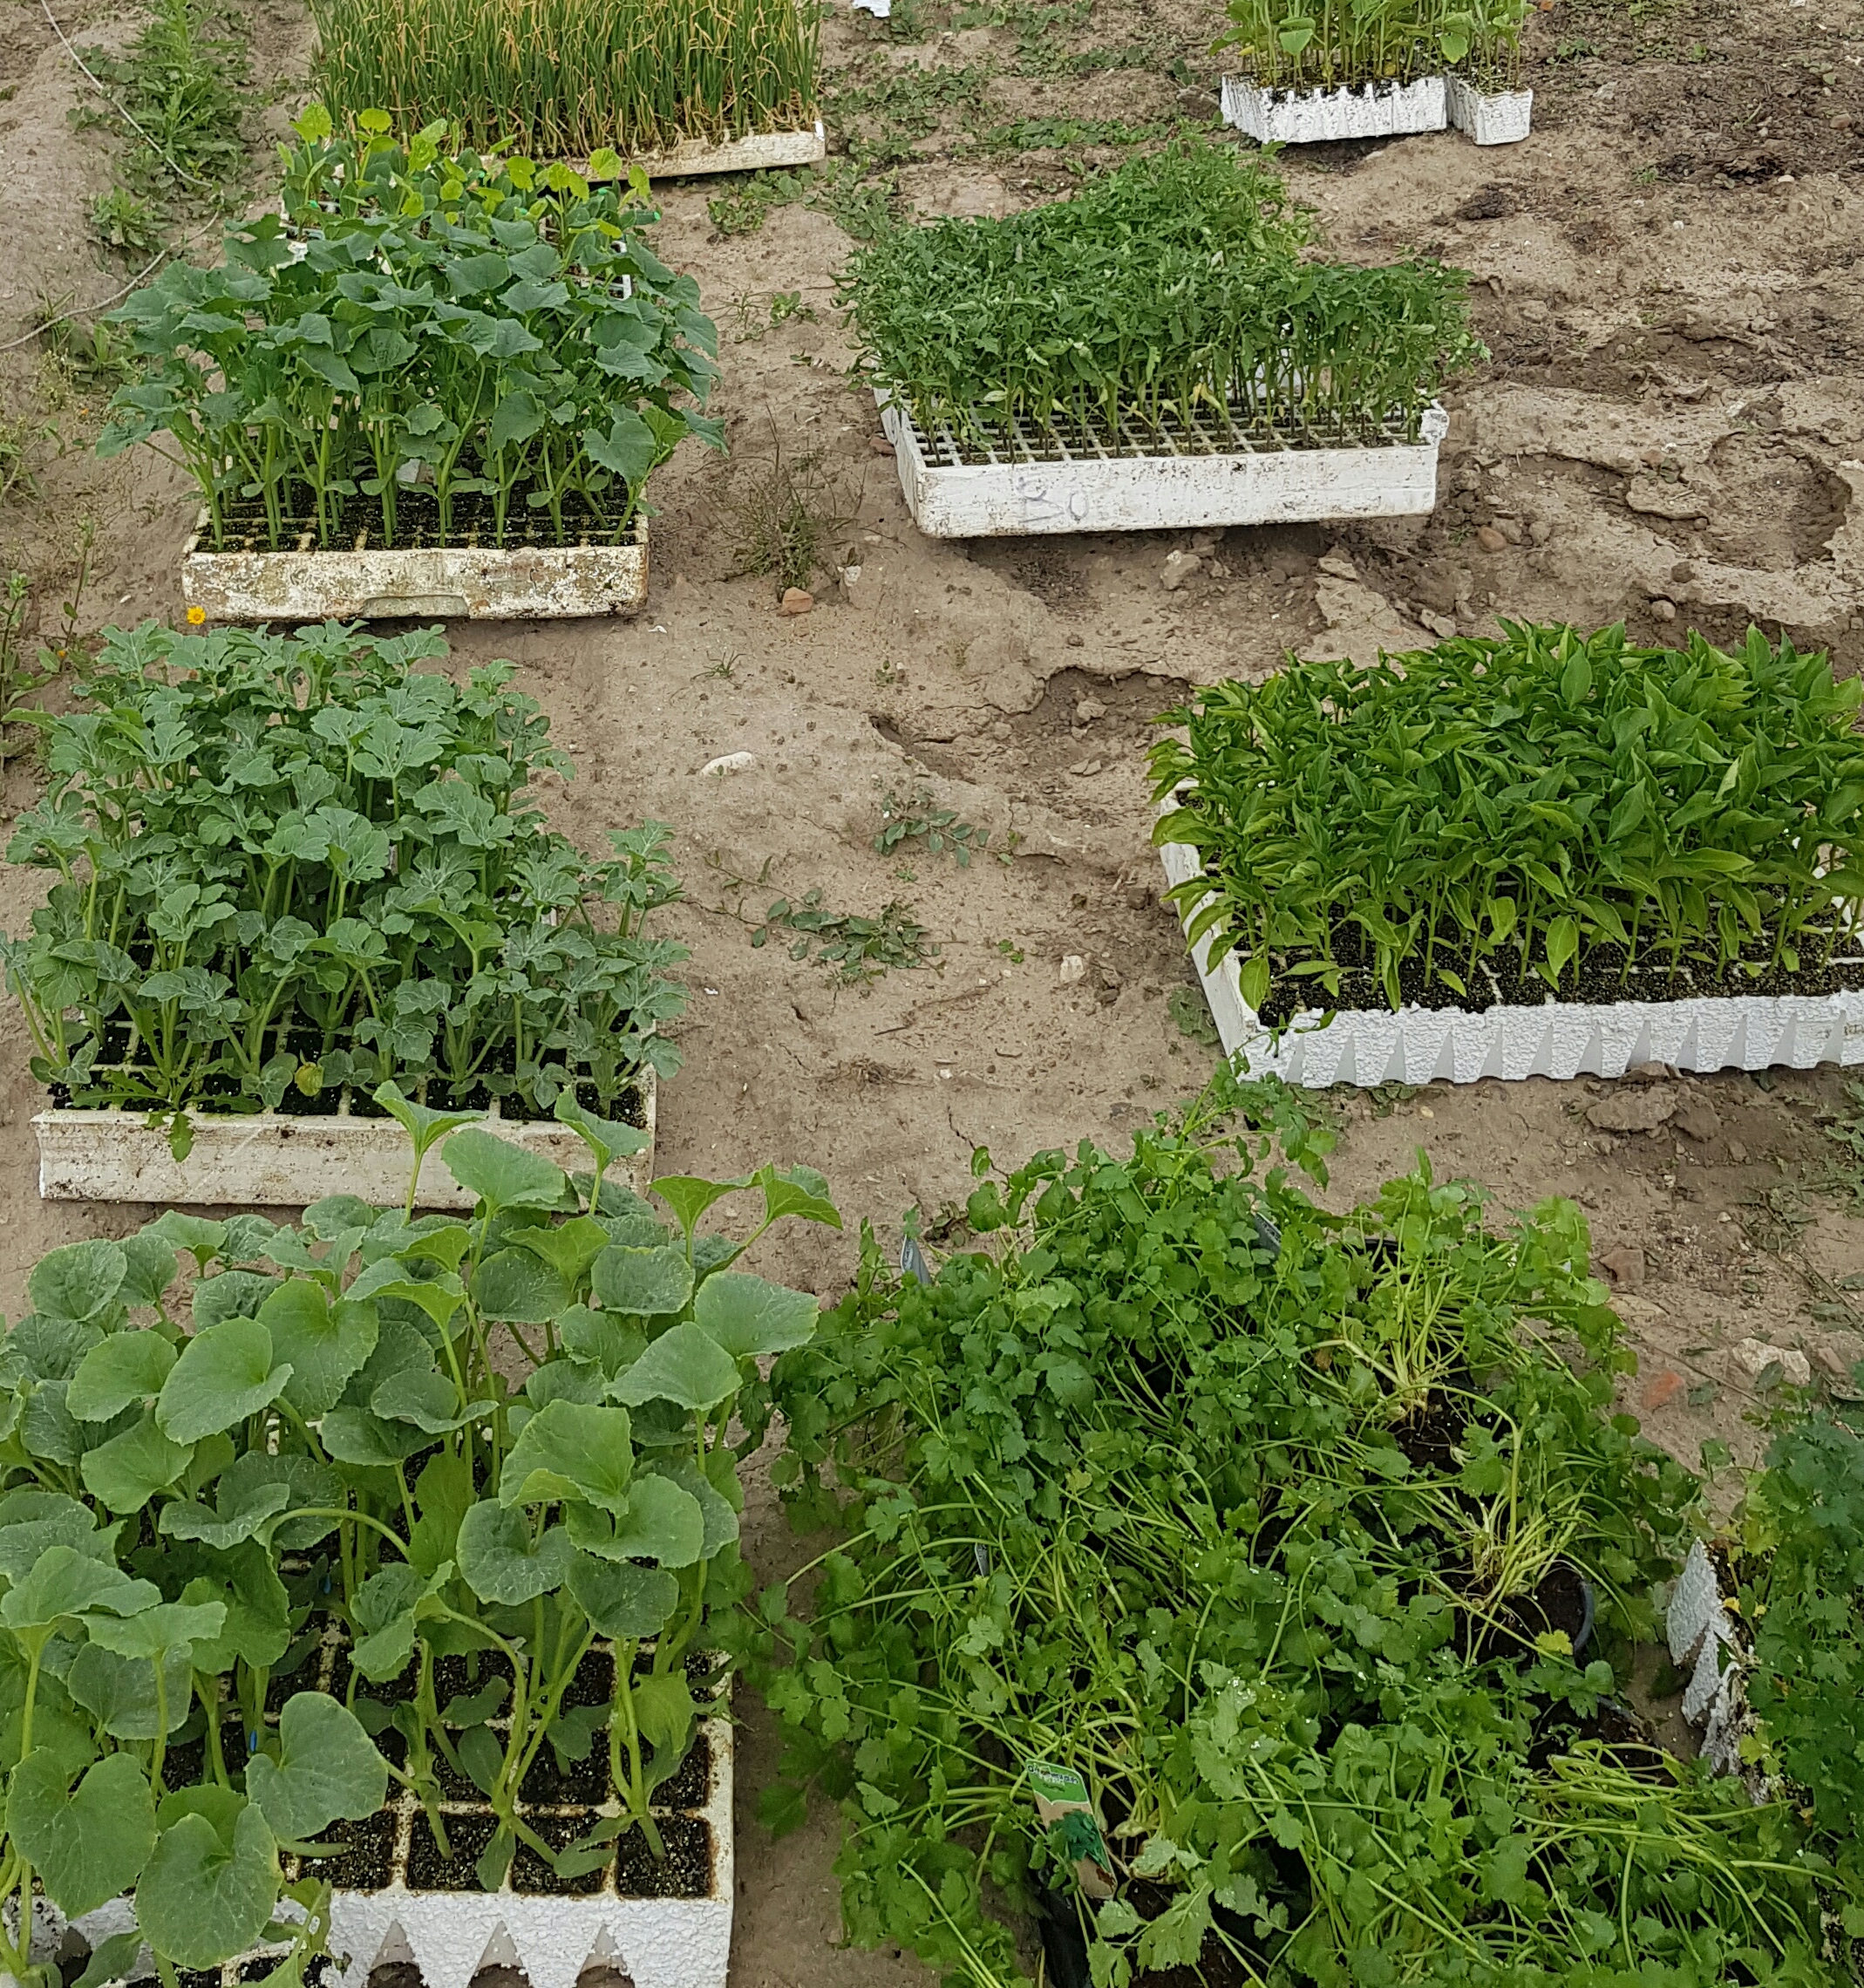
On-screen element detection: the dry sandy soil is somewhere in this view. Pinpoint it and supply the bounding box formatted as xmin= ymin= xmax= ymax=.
xmin=0 ymin=0 xmax=1861 ymax=1978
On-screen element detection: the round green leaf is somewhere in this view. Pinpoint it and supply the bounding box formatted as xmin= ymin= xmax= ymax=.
xmin=591 ymin=1244 xmax=694 ymax=1317
xmin=258 ymin=1281 xmax=378 ymax=1419
xmin=136 ymin=1801 xmax=278 ymax=1971
xmin=442 ymin=1128 xmax=570 ymax=1212
xmin=500 ymin=1399 xmax=634 ymax=1512
xmin=0 ymin=1545 xmax=158 ymax=1633
xmin=7 ymin=1748 xmax=156 ymax=1917
xmin=79 ymin=1410 xmax=193 ymax=1514
xmin=565 ymin=1552 xmax=679 ymax=1639
xmin=67 ymin=1331 xmax=177 ymax=1423
xmin=610 ymin=1322 xmax=741 ymax=1411
xmin=246 ymin=1692 xmax=388 ymax=1842
xmin=65 ymin=1644 xmax=194 ymax=1740
xmin=692 ymin=1271 xmax=820 ymax=1358
xmin=28 ymin=1242 xmax=128 ymax=1326
xmin=457 ymin=1502 xmax=575 ymax=1604
xmin=472 ymin=1248 xmax=571 ymax=1324
xmin=566 ymin=1474 xmax=704 ymax=1568
xmin=155 ymin=1317 xmax=292 ymax=1445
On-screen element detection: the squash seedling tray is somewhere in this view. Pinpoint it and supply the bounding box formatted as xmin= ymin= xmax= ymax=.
xmin=1220 ymin=74 xmax=1446 ymax=144
xmin=878 ymin=392 xmax=1449 ymax=539
xmin=1159 ymin=835 xmax=1864 ymax=1086
xmin=34 ymin=1076 xmax=655 ymax=1208
xmin=181 ymin=516 xmax=648 ymax=623
xmin=572 ymin=119 xmax=826 ymax=178
xmin=13 ymin=1634 xmax=731 ymax=1988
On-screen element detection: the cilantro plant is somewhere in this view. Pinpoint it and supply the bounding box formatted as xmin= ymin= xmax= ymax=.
xmin=0 ymin=1095 xmax=838 ymax=1983
xmin=746 ymin=1092 xmax=1853 ymax=1987
xmin=1728 ymin=1408 xmax=1864 ymax=1899
xmin=1153 ymin=623 xmax=1864 ymax=1025
xmin=0 ymin=622 xmax=685 ymax=1142
xmin=98 ymin=109 xmax=723 ymax=552
xmin=840 ymin=143 xmax=1482 ymax=454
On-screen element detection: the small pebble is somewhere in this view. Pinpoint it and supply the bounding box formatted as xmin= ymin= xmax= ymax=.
xmin=1474 ymin=525 xmax=1507 ymax=552
xmin=778 ymin=587 xmax=813 ymax=616
xmin=1650 ymin=596 xmax=1677 ymax=622
xmin=1160 ymin=550 xmax=1202 ymax=592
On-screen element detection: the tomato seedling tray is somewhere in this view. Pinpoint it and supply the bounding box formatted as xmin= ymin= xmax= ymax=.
xmin=879 ymin=394 xmax=1449 ymax=538
xmin=181 ymin=518 xmax=649 ymax=623
xmin=33 ymin=1077 xmax=656 ymax=1208
xmin=1159 ymin=835 xmax=1864 ymax=1085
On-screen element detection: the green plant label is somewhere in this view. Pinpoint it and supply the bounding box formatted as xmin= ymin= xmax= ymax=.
xmin=1025 ymin=1759 xmax=1113 ymax=1898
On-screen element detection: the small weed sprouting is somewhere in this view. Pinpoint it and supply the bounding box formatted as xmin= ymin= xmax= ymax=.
xmin=874 ymin=786 xmax=994 ymax=868
xmin=706 ymin=158 xmax=896 ymax=242
xmin=76 ymin=0 xmax=250 ymax=205
xmin=724 ymin=430 xmax=861 ymax=595
xmin=1819 ymin=1080 xmax=1864 ymax=1207
xmin=752 ymin=890 xmax=941 ymax=983
xmin=995 ymin=936 xmax=1024 ymax=964
xmin=89 ymin=185 xmax=163 ymax=259
xmin=1165 ymin=983 xmax=1219 ymax=1047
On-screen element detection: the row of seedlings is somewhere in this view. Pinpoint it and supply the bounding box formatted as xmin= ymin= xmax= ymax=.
xmin=846 ymin=143 xmax=1484 ymax=538
xmin=3 ymin=621 xmax=684 ymax=1201
xmin=1220 ymin=0 xmax=1535 ymax=144
xmin=0 ymin=1113 xmax=842 ymax=1988
xmin=100 ymin=116 xmax=725 ymax=620
xmin=749 ymin=1096 xmax=1864 ymax=1987
xmin=1149 ymin=621 xmax=1864 ymax=1085
xmin=311 ymin=0 xmax=822 ymax=174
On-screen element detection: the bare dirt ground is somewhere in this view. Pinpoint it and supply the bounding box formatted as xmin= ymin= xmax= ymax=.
xmin=0 ymin=0 xmax=1861 ymax=1978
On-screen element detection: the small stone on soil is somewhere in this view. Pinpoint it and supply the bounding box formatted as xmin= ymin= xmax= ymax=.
xmin=1601 ymin=1243 xmax=1646 ymax=1290
xmin=1586 ymin=1086 xmax=1678 ymax=1134
xmin=1650 ymin=597 xmax=1677 ymax=622
xmin=1474 ymin=526 xmax=1507 ymax=552
xmin=1672 ymin=1099 xmax=1721 ymax=1142
xmin=1075 ymin=697 xmax=1107 ymax=724
xmin=1730 ymin=1338 xmax=1812 ymax=1387
xmin=1160 ymin=550 xmax=1201 ymax=591
xmin=778 ymin=587 xmax=813 ymax=615
xmin=1639 ymin=1369 xmax=1685 ymax=1411
xmin=1058 ymin=955 xmax=1088 ymax=986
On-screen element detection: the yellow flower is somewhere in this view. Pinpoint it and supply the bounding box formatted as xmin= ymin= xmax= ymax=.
xmin=186 ymin=605 xmax=207 ymax=626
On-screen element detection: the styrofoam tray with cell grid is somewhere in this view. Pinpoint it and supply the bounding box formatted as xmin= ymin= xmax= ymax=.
xmin=879 ymin=392 xmax=1448 ymax=538
xmin=1444 ymin=76 xmax=1533 ymax=144
xmin=1221 ymin=73 xmax=1446 ymax=143
xmin=8 ymin=1641 xmax=731 ymax=1988
xmin=1160 ymin=834 xmax=1864 ymax=1086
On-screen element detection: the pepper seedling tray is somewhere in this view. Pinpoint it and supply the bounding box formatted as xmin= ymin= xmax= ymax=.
xmin=1444 ymin=76 xmax=1533 ymax=144
xmin=181 ymin=516 xmax=648 ymax=623
xmin=10 ymin=1636 xmax=731 ymax=1988
xmin=570 ymin=119 xmax=826 ymax=178
xmin=33 ymin=1075 xmax=655 ymax=1208
xmin=1159 ymin=834 xmax=1864 ymax=1086
xmin=878 ymin=392 xmax=1448 ymax=538
xmin=1220 ymin=73 xmax=1447 ymax=143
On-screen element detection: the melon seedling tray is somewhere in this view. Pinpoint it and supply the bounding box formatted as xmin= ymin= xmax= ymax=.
xmin=12 ymin=1635 xmax=731 ymax=1988
xmin=878 ymin=393 xmax=1448 ymax=538
xmin=182 ymin=517 xmax=647 ymax=623
xmin=1445 ymin=75 xmax=1533 ymax=144
xmin=34 ymin=1075 xmax=655 ymax=1208
xmin=1220 ymin=73 xmax=1446 ymax=144
xmin=574 ymin=119 xmax=826 ymax=178
xmin=1160 ymin=836 xmax=1864 ymax=1086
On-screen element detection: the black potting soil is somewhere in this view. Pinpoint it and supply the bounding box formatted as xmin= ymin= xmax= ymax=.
xmin=509 ymin=1812 xmax=609 ymax=1897
xmin=293 ymin=1806 xmax=400 ymax=1891
xmin=1208 ymin=892 xmax=1864 ymax=1029
xmin=208 ymin=486 xmax=642 ymax=554
xmin=561 ymin=1645 xmax=617 ymax=1708
xmin=1506 ymin=1560 xmax=1594 ymax=1654
xmin=160 ymin=1722 xmax=248 ymax=1789
xmin=240 ymin=1958 xmax=337 ymax=1988
xmin=1391 ymin=1392 xmax=1468 ymax=1474
xmin=652 ymin=1727 xmax=713 ymax=1810
xmin=610 ymin=1814 xmax=713 ymax=1899
xmin=329 ymin=1647 xmax=420 ymax=1707
xmin=1037 ymin=1882 xmax=1258 ymax=1988
xmin=517 ymin=1739 xmax=612 ymax=1808
xmin=433 ymin=1650 xmax=519 ymax=1704
xmin=406 ymin=1808 xmax=502 ymax=1890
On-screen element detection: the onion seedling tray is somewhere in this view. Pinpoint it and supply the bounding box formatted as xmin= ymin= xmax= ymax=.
xmin=879 ymin=393 xmax=1448 ymax=538
xmin=181 ymin=515 xmax=648 ymax=623
xmin=1220 ymin=74 xmax=1446 ymax=144
xmin=1445 ymin=76 xmax=1533 ymax=144
xmin=10 ymin=1637 xmax=731 ymax=1988
xmin=572 ymin=119 xmax=826 ymax=178
xmin=33 ymin=1075 xmax=655 ymax=1208
xmin=1160 ymin=835 xmax=1864 ymax=1086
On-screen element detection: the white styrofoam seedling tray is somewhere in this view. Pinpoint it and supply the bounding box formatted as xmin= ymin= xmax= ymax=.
xmin=1445 ymin=75 xmax=1533 ymax=144
xmin=879 ymin=393 xmax=1448 ymax=539
xmin=570 ymin=119 xmax=825 ymax=178
xmin=182 ymin=518 xmax=647 ymax=623
xmin=1221 ymin=73 xmax=1446 ymax=143
xmin=34 ymin=1075 xmax=655 ymax=1208
xmin=8 ymin=1650 xmax=732 ymax=1988
xmin=9 ymin=1720 xmax=731 ymax=1988
xmin=1160 ymin=836 xmax=1864 ymax=1086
